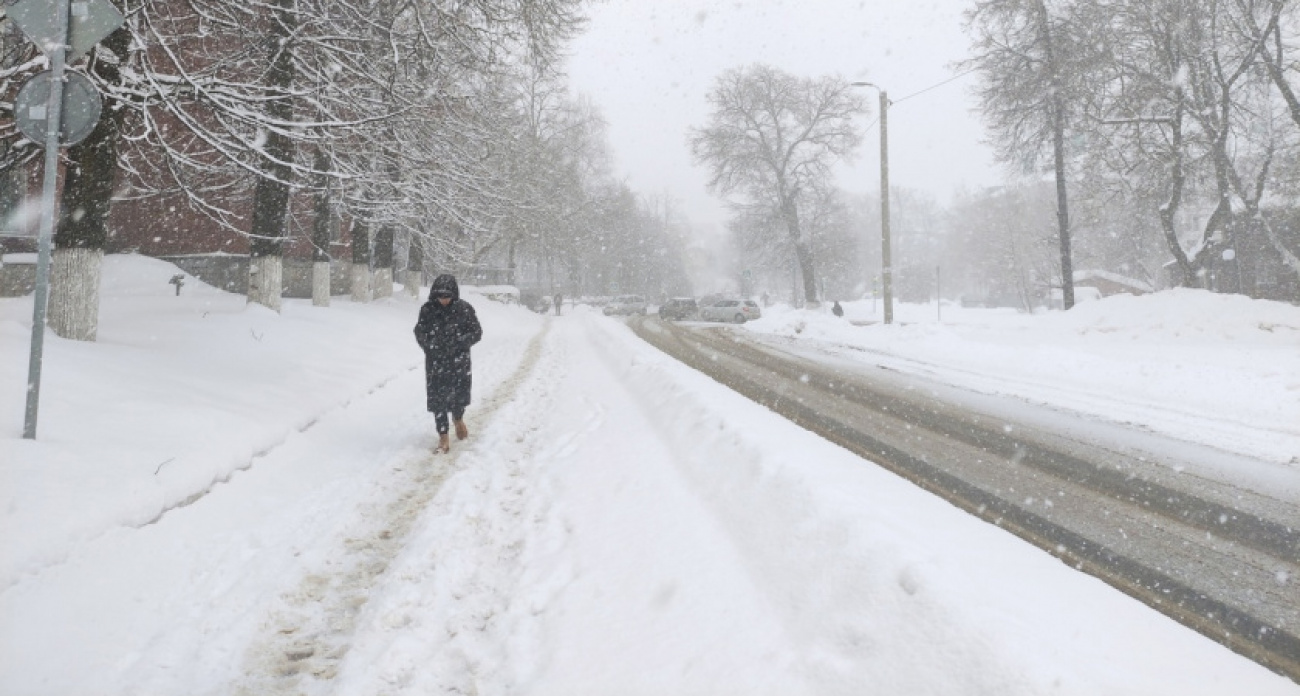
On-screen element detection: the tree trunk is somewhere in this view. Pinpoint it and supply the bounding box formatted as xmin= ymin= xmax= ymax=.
xmin=373 ymin=225 xmax=394 ymax=298
xmin=1051 ymin=98 xmax=1074 ymax=308
xmin=248 ymin=256 xmax=283 ymax=311
xmin=310 ymin=148 xmax=332 ymax=307
xmin=507 ymin=236 xmax=517 ymax=286
xmin=781 ymin=197 xmax=818 ymax=304
xmin=49 ymin=29 xmax=129 ymax=341
xmin=312 ymin=261 xmax=331 ymax=304
xmin=350 ymin=219 xmax=372 ymax=302
xmin=1035 ymin=0 xmax=1074 ymax=309
xmin=794 ymin=240 xmax=818 ymax=304
xmin=1154 ymin=103 xmax=1203 ymax=288
xmin=351 ymin=264 xmax=372 ymax=303
xmin=372 ymin=267 xmax=393 ymax=298
xmin=247 ymin=0 xmax=297 ymax=311
xmin=1258 ymin=216 xmax=1300 ymax=287
xmin=48 ymin=248 xmax=103 ymax=340
xmin=405 ymin=236 xmax=423 ymax=297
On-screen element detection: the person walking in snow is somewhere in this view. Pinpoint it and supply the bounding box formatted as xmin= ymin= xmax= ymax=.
xmin=554 ymin=293 xmax=563 ymax=316
xmin=414 ymin=274 xmax=483 ymax=453
xmin=832 ymin=300 xmax=844 ymax=317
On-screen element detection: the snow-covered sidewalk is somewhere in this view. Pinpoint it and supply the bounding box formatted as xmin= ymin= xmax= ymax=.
xmin=2 ymin=255 xmax=1297 ymax=694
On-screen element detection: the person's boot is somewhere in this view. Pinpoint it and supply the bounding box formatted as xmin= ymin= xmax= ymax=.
xmin=454 ymin=419 xmax=469 ymax=440
xmin=436 ymin=433 xmax=450 ymax=453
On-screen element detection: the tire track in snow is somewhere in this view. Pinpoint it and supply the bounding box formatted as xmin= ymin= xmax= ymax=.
xmin=234 ymin=321 xmax=551 ymax=695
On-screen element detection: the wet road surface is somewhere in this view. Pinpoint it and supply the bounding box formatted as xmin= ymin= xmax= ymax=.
xmin=629 ymin=316 xmax=1300 ymax=683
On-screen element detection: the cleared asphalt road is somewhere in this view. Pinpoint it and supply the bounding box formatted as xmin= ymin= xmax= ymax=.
xmin=629 ymin=315 xmax=1300 ymax=684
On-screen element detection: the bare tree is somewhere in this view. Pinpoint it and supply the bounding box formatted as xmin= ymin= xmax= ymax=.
xmin=1 ymin=0 xmax=587 ymax=335
xmin=1072 ymin=0 xmax=1288 ymax=290
xmin=964 ymin=0 xmax=1085 ymax=307
xmin=689 ymin=64 xmax=866 ymax=304
xmin=1223 ymin=0 xmax=1300 ymax=281
xmin=948 ymin=184 xmax=1059 ymax=312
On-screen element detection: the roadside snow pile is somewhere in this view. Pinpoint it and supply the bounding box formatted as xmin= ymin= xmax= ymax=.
xmin=1036 ymin=287 xmax=1300 ymax=342
xmin=744 ymin=302 xmax=890 ymax=342
xmin=743 ymin=290 xmax=1300 ymax=465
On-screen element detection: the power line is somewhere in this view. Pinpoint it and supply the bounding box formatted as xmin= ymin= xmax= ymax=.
xmin=891 ymin=67 xmax=979 ymax=105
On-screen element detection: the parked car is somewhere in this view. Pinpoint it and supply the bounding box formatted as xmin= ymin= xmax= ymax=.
xmin=699 ymin=298 xmax=762 ymax=323
xmin=602 ymin=294 xmax=648 ymax=316
xmin=520 ymin=292 xmax=550 ymax=313
xmin=658 ymin=297 xmax=698 ymax=321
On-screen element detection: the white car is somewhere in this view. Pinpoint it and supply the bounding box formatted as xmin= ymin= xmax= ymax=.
xmin=602 ymin=294 xmax=648 ymax=316
xmin=698 ymin=298 xmax=762 ymax=323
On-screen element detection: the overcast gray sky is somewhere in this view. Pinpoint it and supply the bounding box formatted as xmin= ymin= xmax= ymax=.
xmin=566 ymin=0 xmax=1005 ymax=234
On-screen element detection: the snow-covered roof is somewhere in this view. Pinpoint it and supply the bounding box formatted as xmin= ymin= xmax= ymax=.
xmin=464 ymin=284 xmax=519 ymax=296
xmin=1072 ymin=269 xmax=1153 ymax=293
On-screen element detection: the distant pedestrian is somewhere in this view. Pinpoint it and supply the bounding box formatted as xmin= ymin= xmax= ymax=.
xmin=832 ymin=300 xmax=844 ymax=317
xmin=414 ymin=274 xmax=483 ymax=453
xmin=554 ymin=293 xmax=563 ymax=316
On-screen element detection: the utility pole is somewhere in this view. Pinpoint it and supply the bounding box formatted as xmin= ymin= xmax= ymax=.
xmin=879 ymin=88 xmax=893 ymax=325
xmin=936 ymin=265 xmax=941 ymax=322
xmin=851 ymin=82 xmax=893 ymax=324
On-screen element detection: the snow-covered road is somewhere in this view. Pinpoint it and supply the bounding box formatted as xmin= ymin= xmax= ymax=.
xmin=3 ymin=256 xmax=1298 ymax=694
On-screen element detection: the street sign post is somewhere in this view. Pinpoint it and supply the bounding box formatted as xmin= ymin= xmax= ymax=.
xmin=15 ymin=71 xmax=102 ymax=146
xmin=12 ymin=0 xmax=123 ymax=439
xmin=8 ymin=0 xmax=124 ymax=63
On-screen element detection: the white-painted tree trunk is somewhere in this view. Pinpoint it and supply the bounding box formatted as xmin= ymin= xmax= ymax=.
xmin=312 ymin=261 xmax=331 ymax=307
xmin=247 ymin=256 xmax=283 ymax=311
xmin=373 ymin=268 xmax=393 ymax=299
xmin=351 ymin=263 xmax=372 ymax=303
xmin=404 ymin=269 xmax=420 ymax=297
xmin=48 ymin=247 xmax=103 ymax=341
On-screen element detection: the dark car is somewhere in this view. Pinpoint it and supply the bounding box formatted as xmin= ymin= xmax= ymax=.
xmin=520 ymin=292 xmax=550 ymax=313
xmin=658 ymin=297 xmax=698 ymax=321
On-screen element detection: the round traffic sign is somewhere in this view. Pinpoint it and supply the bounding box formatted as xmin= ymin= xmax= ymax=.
xmin=14 ymin=71 xmax=103 ymax=148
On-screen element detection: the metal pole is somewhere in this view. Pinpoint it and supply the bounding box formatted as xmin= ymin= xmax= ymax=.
xmin=936 ymin=265 xmax=941 ymax=322
xmin=23 ymin=0 xmax=71 ymax=439
xmin=879 ymin=90 xmax=893 ymax=325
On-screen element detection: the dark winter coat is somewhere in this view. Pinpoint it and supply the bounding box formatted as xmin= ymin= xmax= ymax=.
xmin=414 ymin=274 xmax=483 ymax=414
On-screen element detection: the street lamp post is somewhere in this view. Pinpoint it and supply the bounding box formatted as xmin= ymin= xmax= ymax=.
xmin=851 ymin=81 xmax=893 ymax=324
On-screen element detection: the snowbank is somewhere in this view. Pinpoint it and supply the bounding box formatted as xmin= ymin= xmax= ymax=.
xmin=745 ymin=291 xmax=1300 ymax=467
xmin=1 ymin=255 xmax=503 ymax=589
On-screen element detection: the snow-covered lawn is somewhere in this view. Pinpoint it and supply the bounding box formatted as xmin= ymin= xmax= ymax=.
xmin=1 ymin=255 xmax=1297 ymax=694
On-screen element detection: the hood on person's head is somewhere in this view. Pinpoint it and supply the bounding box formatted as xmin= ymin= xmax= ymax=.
xmin=430 ymin=274 xmax=460 ymax=302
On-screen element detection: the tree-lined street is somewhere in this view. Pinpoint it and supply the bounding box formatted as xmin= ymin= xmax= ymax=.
xmin=4 ymin=0 xmax=1300 ymax=691
xmin=2 ymin=263 xmax=1298 ymax=692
